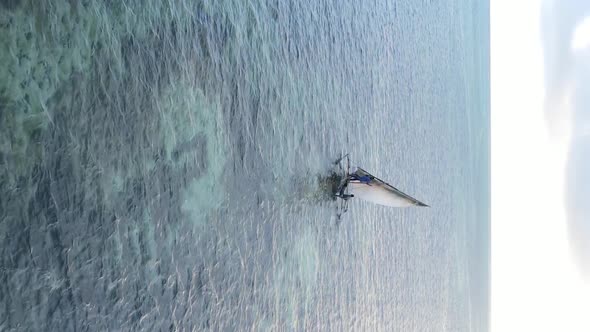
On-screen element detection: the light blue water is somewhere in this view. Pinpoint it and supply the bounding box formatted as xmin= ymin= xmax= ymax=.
xmin=0 ymin=0 xmax=489 ymax=331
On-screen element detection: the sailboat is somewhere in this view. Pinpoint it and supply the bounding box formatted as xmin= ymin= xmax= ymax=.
xmin=334 ymin=154 xmax=429 ymax=208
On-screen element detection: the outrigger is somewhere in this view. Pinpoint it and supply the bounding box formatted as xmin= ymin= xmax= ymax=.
xmin=333 ymin=154 xmax=428 ymax=216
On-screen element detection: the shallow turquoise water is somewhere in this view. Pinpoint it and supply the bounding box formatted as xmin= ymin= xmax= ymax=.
xmin=0 ymin=1 xmax=489 ymax=331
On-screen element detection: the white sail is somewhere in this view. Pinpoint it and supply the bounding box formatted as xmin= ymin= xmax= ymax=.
xmin=347 ymin=168 xmax=428 ymax=207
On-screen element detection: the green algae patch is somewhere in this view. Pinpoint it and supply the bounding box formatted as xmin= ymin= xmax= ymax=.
xmin=0 ymin=1 xmax=111 ymax=184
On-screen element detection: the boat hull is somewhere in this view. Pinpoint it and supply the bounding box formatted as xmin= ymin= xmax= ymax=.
xmin=347 ymin=168 xmax=428 ymax=207
xmin=348 ymin=182 xmax=418 ymax=207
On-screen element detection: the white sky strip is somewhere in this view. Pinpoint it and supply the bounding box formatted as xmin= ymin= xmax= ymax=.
xmin=492 ymin=0 xmax=590 ymax=331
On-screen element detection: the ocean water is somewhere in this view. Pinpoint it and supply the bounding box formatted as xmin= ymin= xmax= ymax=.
xmin=0 ymin=0 xmax=490 ymax=331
